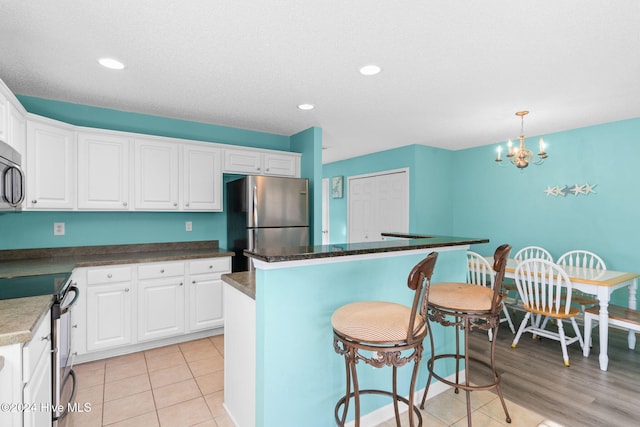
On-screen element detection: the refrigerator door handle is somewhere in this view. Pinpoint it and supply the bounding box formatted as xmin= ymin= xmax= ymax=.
xmin=251 ymin=184 xmax=258 ymax=228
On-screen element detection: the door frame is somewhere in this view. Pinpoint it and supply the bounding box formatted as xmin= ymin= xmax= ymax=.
xmin=321 ymin=178 xmax=330 ymax=244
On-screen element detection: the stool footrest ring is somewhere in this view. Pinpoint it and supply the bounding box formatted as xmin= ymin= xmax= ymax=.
xmin=427 ymin=353 xmax=503 ymax=392
xmin=335 ymin=389 xmax=423 ymax=427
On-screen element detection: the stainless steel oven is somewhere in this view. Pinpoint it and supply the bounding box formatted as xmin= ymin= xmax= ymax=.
xmin=0 ymin=272 xmax=77 ymax=426
xmin=52 ymin=278 xmax=79 ymax=425
xmin=0 ymin=139 xmax=25 ymax=212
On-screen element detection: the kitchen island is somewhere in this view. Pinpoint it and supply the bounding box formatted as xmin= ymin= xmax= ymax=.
xmin=222 ymin=235 xmax=488 ymax=427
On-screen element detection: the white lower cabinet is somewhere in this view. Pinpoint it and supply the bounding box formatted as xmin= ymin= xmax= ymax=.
xmin=74 ymin=257 xmax=229 ymax=358
xmin=187 ymin=258 xmax=229 ymax=331
xmin=0 ymin=310 xmax=52 ymax=427
xmin=86 ymin=267 xmax=133 ymax=352
xmin=137 ymin=267 xmax=185 ymax=342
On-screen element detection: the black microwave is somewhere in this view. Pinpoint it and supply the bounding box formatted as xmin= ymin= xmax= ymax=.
xmin=0 ymin=139 xmax=25 ymax=212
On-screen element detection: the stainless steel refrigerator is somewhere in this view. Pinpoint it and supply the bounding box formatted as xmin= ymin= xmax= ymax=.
xmin=227 ymin=175 xmax=309 ymax=271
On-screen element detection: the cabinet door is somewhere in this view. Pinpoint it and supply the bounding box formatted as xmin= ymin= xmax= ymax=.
xmin=263 ymin=152 xmax=299 ymax=177
xmin=26 ymin=119 xmax=76 ymax=209
xmin=137 ymin=278 xmax=185 ymax=341
xmin=23 ymin=347 xmax=52 ymax=427
xmin=134 ymin=138 xmax=179 ymax=210
xmin=0 ymin=91 xmax=7 ymax=143
xmin=188 ymin=276 xmax=224 ymax=331
xmin=183 ymin=144 xmax=222 ymax=211
xmin=86 ymin=283 xmax=132 ymax=351
xmin=78 ymin=132 xmax=130 ymax=210
xmin=223 ymin=148 xmax=262 ymax=174
xmin=8 ymin=103 xmax=26 ymax=157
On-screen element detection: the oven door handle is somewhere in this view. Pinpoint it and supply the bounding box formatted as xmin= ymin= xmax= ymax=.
xmin=60 ymin=285 xmax=80 ymax=315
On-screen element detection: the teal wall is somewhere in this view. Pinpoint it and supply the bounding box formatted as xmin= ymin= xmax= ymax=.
xmin=254 ymin=248 xmax=466 ymax=427
xmin=452 ymin=118 xmax=640 ymax=306
xmin=323 ymin=118 xmax=640 ymax=306
xmin=17 ymin=95 xmax=289 ymax=150
xmin=290 ymin=126 xmax=323 ymax=244
xmin=0 ymin=97 xmax=321 ymax=250
xmin=322 ymin=145 xmax=454 ymax=243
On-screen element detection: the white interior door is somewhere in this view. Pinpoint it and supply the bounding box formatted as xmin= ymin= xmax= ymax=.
xmin=322 ymin=178 xmax=330 ymax=244
xmin=348 ymin=170 xmax=408 ymax=243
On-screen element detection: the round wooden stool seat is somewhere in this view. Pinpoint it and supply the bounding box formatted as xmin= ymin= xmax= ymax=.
xmin=429 ymin=282 xmax=495 ymax=312
xmin=332 ymin=301 xmax=425 ymax=344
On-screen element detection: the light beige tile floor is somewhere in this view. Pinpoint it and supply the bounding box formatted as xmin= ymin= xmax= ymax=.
xmin=60 ymin=335 xmax=233 ymax=427
xmin=62 ymin=334 xmax=559 ymax=427
xmin=376 ymin=388 xmax=564 ymax=427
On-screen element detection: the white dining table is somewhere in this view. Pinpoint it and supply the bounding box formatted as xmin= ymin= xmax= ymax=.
xmin=497 ymin=258 xmax=638 ymax=371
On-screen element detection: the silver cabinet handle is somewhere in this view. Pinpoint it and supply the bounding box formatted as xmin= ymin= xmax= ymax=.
xmin=124 ymin=288 xmax=130 ymax=292
xmin=31 ymin=200 xmax=37 ymax=204
xmin=107 ymin=273 xmax=113 ymax=279
xmin=173 ymin=202 xmax=178 ymax=207
xmin=185 ymin=203 xmax=189 ymax=207
xmin=192 ymin=280 xmax=196 ymax=284
xmin=209 ymin=265 xmax=213 ymax=269
xmin=72 ymin=324 xmax=78 ymax=328
xmin=41 ymin=334 xmax=50 ymax=342
xmin=160 ymin=269 xmax=165 ymax=273
xmin=179 ymin=282 xmax=183 ymax=286
xmin=123 ymin=201 xmax=128 ymax=207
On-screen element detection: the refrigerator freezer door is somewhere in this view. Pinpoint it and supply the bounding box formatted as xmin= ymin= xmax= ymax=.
xmin=246 ymin=176 xmax=309 ymax=227
xmin=243 ymin=227 xmax=309 ymax=271
xmin=249 ymin=227 xmax=309 ymax=251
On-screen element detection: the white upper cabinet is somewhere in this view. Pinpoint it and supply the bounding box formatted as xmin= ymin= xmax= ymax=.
xmin=0 ymin=84 xmax=26 ymax=158
xmin=0 ymin=90 xmax=7 ymax=143
xmin=134 ymin=138 xmax=179 ymax=210
xmin=223 ymin=148 xmax=263 ymax=174
xmin=263 ymin=151 xmax=299 ymax=176
xmin=182 ymin=143 xmax=222 ymax=211
xmin=78 ymin=130 xmax=131 ymax=210
xmin=8 ymin=104 xmax=26 ymax=159
xmin=223 ymin=147 xmax=300 ymax=177
xmin=26 ymin=117 xmax=76 ymax=209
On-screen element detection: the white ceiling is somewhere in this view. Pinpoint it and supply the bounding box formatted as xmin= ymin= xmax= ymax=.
xmin=1 ymin=1 xmax=639 ymax=163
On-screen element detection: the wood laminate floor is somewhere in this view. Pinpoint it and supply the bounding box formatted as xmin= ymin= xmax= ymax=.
xmin=468 ymin=314 xmax=640 ymax=427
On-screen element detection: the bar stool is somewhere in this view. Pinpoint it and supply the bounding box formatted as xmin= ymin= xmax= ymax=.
xmin=332 ymin=252 xmax=438 ymax=427
xmin=419 ymin=244 xmax=512 ymax=427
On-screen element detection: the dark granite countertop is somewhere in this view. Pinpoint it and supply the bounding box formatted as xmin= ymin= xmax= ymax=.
xmin=381 ymin=232 xmax=434 ymax=239
xmin=244 ymin=235 xmax=489 ymax=263
xmin=0 ymin=241 xmax=233 ymax=278
xmin=222 ymin=272 xmax=255 ymax=300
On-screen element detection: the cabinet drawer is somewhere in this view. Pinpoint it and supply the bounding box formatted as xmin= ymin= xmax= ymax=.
xmin=138 ymin=262 xmax=185 ymax=280
xmin=189 ymin=257 xmax=231 ymax=275
xmin=87 ymin=266 xmax=132 ymax=284
xmin=23 ymin=311 xmax=51 ymax=382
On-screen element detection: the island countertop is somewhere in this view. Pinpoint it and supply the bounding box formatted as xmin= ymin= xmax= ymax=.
xmin=244 ymin=234 xmax=488 ymax=264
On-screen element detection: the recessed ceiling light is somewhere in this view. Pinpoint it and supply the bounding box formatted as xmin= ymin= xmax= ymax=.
xmin=297 ymin=104 xmax=314 ymax=110
xmin=98 ymin=58 xmax=125 ymax=70
xmin=359 ymin=64 xmax=381 ymax=76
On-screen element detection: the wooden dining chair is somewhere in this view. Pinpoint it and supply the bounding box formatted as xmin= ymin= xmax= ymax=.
xmin=466 ymin=251 xmax=515 ymax=340
xmin=557 ymin=250 xmax=605 ymax=312
xmin=503 ymin=246 xmax=554 ymax=310
xmin=511 ymin=258 xmax=584 ymax=366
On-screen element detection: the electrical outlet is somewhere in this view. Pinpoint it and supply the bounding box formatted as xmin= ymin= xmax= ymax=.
xmin=54 ymin=222 xmax=65 ymax=236
xmin=185 ymin=221 xmax=192 ymax=232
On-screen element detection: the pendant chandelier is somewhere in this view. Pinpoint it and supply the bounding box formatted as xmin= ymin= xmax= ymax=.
xmin=495 ymin=111 xmax=548 ymax=169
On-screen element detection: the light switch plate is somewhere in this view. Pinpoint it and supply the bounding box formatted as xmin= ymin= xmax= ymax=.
xmin=186 ymin=221 xmax=192 ymax=232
